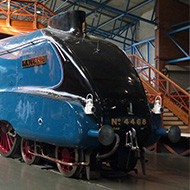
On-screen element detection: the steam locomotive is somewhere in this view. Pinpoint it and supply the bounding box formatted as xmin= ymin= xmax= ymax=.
xmin=0 ymin=11 xmax=180 ymax=179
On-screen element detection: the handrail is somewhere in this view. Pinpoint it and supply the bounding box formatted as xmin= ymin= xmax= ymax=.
xmin=128 ymin=54 xmax=190 ymax=127
xmin=0 ymin=0 xmax=55 ymax=29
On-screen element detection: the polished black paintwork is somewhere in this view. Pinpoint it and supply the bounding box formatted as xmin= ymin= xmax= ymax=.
xmin=0 ymin=10 xmax=175 ymax=177
xmin=43 ymin=26 xmax=152 ymax=146
xmin=48 ymin=10 xmax=85 ymax=35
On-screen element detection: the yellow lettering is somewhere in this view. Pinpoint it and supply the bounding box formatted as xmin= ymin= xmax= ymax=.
xmin=118 ymin=118 xmax=121 ymax=125
xmin=111 ymin=118 xmax=118 ymax=126
xmin=142 ymin=119 xmax=147 ymax=125
xmin=130 ymin=118 xmax=135 ymax=125
xmin=124 ymin=118 xmax=129 ymax=125
xmin=137 ymin=119 xmax=141 ymax=125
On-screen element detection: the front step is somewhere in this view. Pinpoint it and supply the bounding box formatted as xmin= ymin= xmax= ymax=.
xmin=163 ymin=120 xmax=184 ymax=126
xmin=164 ymin=112 xmax=174 ymax=116
xmin=163 ymin=117 xmax=179 ymax=121
xmin=163 ymin=107 xmax=188 ymax=130
xmin=164 ymin=125 xmax=188 ymax=130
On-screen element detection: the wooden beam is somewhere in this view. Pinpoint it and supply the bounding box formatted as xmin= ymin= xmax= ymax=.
xmin=0 ymin=19 xmax=45 ymax=35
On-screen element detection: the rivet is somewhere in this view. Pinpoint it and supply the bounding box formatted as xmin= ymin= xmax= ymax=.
xmin=38 ymin=118 xmax=43 ymax=125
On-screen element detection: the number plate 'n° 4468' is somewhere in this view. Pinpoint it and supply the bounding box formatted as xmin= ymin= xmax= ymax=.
xmin=111 ymin=118 xmax=147 ymax=126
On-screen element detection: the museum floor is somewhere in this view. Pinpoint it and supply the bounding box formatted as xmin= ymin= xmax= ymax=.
xmin=0 ymin=151 xmax=189 ymax=190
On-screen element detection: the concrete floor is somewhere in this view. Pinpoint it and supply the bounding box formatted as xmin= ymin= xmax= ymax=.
xmin=0 ymin=151 xmax=189 ymax=190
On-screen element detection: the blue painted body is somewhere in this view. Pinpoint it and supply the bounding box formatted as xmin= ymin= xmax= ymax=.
xmin=0 ymin=26 xmax=166 ymax=150
xmin=0 ymin=92 xmax=99 ymax=148
xmin=0 ymin=30 xmax=63 ymax=89
xmin=0 ymin=29 xmax=100 ymax=148
xmin=0 ymin=11 xmax=180 ymax=176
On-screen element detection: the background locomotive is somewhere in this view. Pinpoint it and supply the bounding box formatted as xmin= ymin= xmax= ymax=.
xmin=0 ymin=10 xmax=180 ymax=179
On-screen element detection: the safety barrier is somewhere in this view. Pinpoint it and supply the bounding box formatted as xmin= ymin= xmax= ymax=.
xmin=0 ymin=0 xmax=55 ymax=34
xmin=128 ymin=54 xmax=190 ymax=127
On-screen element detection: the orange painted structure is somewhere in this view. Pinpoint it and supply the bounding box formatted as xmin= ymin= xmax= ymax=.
xmin=0 ymin=0 xmax=55 ymax=35
xmin=129 ymin=54 xmax=190 ymax=156
xmin=129 ymin=54 xmax=190 ymax=129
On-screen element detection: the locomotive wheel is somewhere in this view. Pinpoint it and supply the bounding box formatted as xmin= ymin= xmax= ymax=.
xmin=0 ymin=123 xmax=20 ymax=157
xmin=55 ymin=146 xmax=83 ymax=178
xmin=21 ymin=138 xmax=40 ymax=165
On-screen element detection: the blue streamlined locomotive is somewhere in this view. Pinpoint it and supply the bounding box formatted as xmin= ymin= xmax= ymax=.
xmin=0 ymin=11 xmax=180 ymax=179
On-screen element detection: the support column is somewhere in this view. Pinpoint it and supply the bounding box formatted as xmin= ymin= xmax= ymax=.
xmin=155 ymin=0 xmax=189 ymax=72
xmin=6 ymin=0 xmax=11 ymax=27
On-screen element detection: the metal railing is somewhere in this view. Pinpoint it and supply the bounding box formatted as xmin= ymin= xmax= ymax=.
xmin=0 ymin=0 xmax=55 ymax=29
xmin=125 ymin=37 xmax=155 ymax=64
xmin=128 ymin=54 xmax=190 ymax=127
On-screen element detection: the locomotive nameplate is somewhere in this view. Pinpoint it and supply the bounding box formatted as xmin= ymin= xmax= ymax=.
xmin=111 ymin=118 xmax=147 ymax=126
xmin=22 ymin=55 xmax=47 ymax=68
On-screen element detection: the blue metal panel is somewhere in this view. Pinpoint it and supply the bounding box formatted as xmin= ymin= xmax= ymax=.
xmin=17 ymin=41 xmax=63 ymax=89
xmin=0 ymin=28 xmax=100 ymax=149
xmin=0 ymin=30 xmax=44 ymax=52
xmin=0 ymin=91 xmax=99 ymax=148
xmin=0 ymin=53 xmax=17 ymax=88
xmin=0 ymin=30 xmax=63 ymax=89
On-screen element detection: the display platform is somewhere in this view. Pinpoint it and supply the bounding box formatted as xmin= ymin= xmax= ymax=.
xmin=0 ymin=151 xmax=189 ymax=190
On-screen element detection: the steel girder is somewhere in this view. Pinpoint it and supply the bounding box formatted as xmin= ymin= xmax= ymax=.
xmin=0 ymin=0 xmax=157 ymax=55
xmin=37 ymin=0 xmax=157 ymax=48
xmin=168 ymin=21 xmax=190 ymax=63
